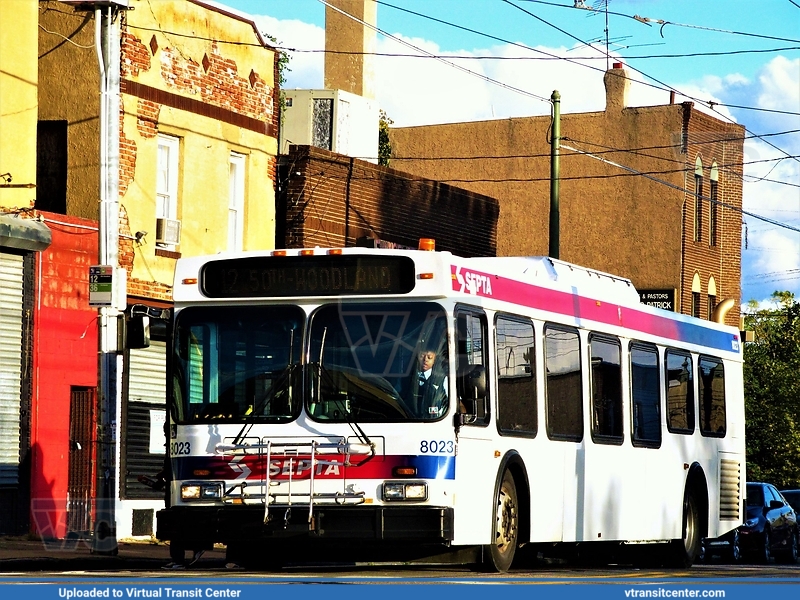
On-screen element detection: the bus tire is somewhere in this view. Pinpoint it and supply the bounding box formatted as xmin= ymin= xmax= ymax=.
xmin=169 ymin=541 xmax=186 ymax=565
xmin=668 ymin=487 xmax=701 ymax=568
xmin=482 ymin=470 xmax=519 ymax=572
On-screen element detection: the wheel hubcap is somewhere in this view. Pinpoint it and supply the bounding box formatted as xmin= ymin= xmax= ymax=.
xmin=495 ymin=486 xmax=517 ymax=553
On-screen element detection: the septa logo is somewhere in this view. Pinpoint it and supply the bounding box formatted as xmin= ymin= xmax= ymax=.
xmin=453 ymin=266 xmax=493 ymax=296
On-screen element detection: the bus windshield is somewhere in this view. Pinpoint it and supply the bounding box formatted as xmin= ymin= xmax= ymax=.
xmin=172 ymin=305 xmax=304 ymax=423
xmin=170 ymin=302 xmax=449 ymax=424
xmin=307 ymin=302 xmax=449 ymax=423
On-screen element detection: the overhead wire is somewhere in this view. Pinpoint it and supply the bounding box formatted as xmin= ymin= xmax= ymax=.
xmin=318 ymin=0 xmax=552 ymax=104
xmin=497 ymin=0 xmax=800 ymax=165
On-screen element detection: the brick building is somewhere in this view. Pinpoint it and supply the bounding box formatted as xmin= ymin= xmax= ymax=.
xmin=32 ymin=0 xmax=280 ymax=540
xmin=279 ymin=145 xmax=499 ymax=256
xmin=389 ymin=65 xmax=745 ymax=327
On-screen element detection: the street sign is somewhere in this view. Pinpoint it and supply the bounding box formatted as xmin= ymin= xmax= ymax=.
xmin=89 ymin=265 xmax=114 ymax=307
xmin=639 ymin=288 xmax=676 ymax=311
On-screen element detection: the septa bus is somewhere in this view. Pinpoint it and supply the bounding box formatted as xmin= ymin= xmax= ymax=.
xmin=155 ymin=241 xmax=744 ymax=571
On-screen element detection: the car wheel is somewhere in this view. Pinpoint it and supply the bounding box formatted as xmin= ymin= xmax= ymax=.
xmin=482 ymin=470 xmax=519 ymax=572
xmin=724 ymin=529 xmax=741 ymax=564
xmin=776 ymin=528 xmax=798 ymax=564
xmin=697 ymin=539 xmax=709 ymax=564
xmin=757 ymin=527 xmax=772 ymax=564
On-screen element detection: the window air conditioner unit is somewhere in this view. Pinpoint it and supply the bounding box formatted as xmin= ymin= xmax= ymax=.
xmin=155 ymin=218 xmax=181 ymax=245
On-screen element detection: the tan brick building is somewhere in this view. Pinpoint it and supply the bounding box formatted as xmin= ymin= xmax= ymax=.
xmin=35 ymin=0 xmax=280 ymax=540
xmin=389 ymin=65 xmax=744 ymax=327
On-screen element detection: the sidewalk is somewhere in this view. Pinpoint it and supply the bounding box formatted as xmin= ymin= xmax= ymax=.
xmin=0 ymin=536 xmax=227 ymax=572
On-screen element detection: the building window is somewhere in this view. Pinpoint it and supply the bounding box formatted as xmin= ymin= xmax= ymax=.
xmin=692 ymin=291 xmax=701 ymax=318
xmin=228 ymin=153 xmax=245 ymax=252
xmin=708 ymin=294 xmax=716 ymax=321
xmin=36 ymin=120 xmax=68 ymax=214
xmin=710 ymin=163 xmax=719 ymax=247
xmin=156 ymin=134 xmax=180 ymax=248
xmin=694 ymin=157 xmax=703 ymax=242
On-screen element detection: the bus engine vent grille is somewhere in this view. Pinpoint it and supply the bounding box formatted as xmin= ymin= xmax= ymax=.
xmin=719 ymin=459 xmax=741 ymax=521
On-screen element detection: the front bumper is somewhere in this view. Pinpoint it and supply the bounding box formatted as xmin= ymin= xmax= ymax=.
xmin=156 ymin=504 xmax=454 ymax=546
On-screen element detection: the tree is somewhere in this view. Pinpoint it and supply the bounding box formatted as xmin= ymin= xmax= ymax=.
xmin=378 ymin=109 xmax=393 ymax=166
xmin=743 ymin=292 xmax=800 ymax=488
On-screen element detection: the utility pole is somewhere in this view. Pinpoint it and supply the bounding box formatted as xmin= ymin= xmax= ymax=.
xmin=62 ymin=0 xmax=128 ymax=554
xmin=549 ymin=90 xmax=561 ymax=260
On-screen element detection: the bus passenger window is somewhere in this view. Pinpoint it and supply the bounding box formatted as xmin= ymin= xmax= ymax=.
xmin=589 ymin=335 xmax=622 ymax=443
xmin=496 ymin=316 xmax=536 ymax=437
xmin=666 ymin=349 xmax=694 ymax=434
xmin=630 ymin=343 xmax=661 ymax=446
xmin=545 ymin=325 xmax=583 ymax=442
xmin=699 ymin=356 xmax=726 ymax=437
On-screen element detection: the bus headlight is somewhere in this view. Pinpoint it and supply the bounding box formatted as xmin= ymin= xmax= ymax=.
xmin=382 ymin=482 xmax=428 ymax=502
xmin=181 ymin=482 xmax=223 ymax=500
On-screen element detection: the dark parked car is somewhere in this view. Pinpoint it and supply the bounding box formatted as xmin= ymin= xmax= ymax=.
xmin=701 ymin=482 xmax=798 ymax=564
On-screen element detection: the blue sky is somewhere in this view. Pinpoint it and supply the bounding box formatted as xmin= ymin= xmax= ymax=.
xmin=216 ymin=0 xmax=800 ymax=309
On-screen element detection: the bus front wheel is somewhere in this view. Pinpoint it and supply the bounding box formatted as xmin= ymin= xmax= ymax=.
xmin=482 ymin=470 xmax=519 ymax=572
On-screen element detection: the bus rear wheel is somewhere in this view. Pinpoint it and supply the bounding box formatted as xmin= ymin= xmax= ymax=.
xmin=482 ymin=470 xmax=519 ymax=572
xmin=667 ymin=488 xmax=701 ymax=567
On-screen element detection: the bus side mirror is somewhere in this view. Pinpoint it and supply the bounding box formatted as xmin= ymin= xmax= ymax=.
xmin=127 ymin=315 xmax=150 ymax=349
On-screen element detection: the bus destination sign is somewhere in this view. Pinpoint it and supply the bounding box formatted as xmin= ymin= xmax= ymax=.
xmin=201 ymin=255 xmax=417 ymax=298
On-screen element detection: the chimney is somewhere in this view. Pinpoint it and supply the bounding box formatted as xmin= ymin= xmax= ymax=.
xmin=324 ymin=0 xmax=377 ymax=99
xmin=604 ymin=62 xmax=630 ymax=112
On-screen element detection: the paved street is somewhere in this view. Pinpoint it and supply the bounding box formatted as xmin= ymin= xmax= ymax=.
xmin=0 ymin=536 xmax=225 ymax=572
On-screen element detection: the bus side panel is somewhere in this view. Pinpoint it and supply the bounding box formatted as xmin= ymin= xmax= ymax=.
xmin=452 ymin=434 xmax=495 ymax=545
xmin=521 ymin=438 xmax=564 ymax=542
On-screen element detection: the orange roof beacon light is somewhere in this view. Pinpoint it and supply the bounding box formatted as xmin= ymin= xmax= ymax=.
xmin=327 ymin=248 xmax=343 ymax=255
xmin=182 ymin=277 xmax=198 ymax=285
xmin=299 ymin=249 xmax=315 ymax=256
xmin=419 ymin=238 xmax=435 ymax=251
xmin=271 ymin=250 xmax=287 ymax=257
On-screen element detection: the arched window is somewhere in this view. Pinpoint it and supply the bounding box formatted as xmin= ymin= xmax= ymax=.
xmin=710 ymin=163 xmax=719 ymax=246
xmin=707 ymin=276 xmax=717 ymax=321
xmin=694 ymin=156 xmax=703 ymax=242
xmin=692 ymin=273 xmax=702 ymax=318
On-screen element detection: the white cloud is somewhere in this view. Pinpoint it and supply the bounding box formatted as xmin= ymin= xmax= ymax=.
xmin=253 ymin=15 xmax=325 ymax=89
xmin=757 ymin=56 xmax=800 ymax=113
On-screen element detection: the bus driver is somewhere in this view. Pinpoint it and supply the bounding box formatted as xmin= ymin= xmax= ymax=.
xmin=413 ymin=347 xmax=448 ymax=418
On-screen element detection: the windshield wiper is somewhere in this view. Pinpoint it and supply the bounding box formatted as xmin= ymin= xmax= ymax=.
xmin=230 ymin=364 xmax=296 ymax=446
xmin=312 ymin=362 xmax=376 ymax=467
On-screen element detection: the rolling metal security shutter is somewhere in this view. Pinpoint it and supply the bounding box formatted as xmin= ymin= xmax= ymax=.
xmin=125 ymin=341 xmax=166 ymax=498
xmin=0 ymin=253 xmax=24 ymax=486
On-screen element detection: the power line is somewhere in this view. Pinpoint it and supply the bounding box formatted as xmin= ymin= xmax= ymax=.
xmin=499 ymin=0 xmax=800 ymax=165
xmin=520 ymin=0 xmax=800 ymax=44
xmin=559 ymin=142 xmax=800 ymax=233
xmin=278 ymin=44 xmax=800 ymax=61
xmin=318 ymin=0 xmax=552 ymax=104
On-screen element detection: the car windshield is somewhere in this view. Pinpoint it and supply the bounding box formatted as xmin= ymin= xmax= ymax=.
xmin=306 ymin=302 xmax=449 ymax=422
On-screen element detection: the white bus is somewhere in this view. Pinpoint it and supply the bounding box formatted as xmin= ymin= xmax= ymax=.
xmin=155 ymin=242 xmax=745 ymax=571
